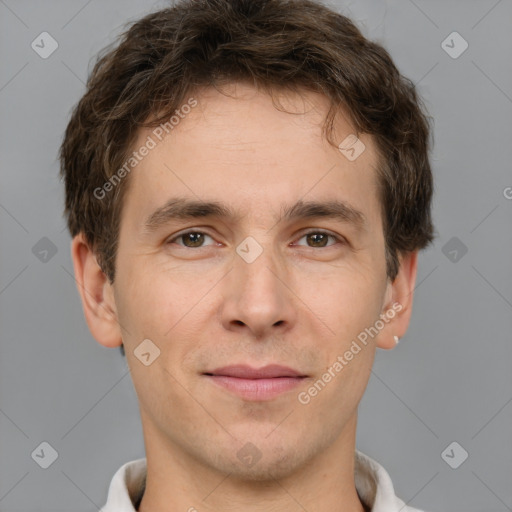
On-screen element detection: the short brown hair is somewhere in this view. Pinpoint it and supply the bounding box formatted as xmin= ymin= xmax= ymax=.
xmin=60 ymin=0 xmax=435 ymax=284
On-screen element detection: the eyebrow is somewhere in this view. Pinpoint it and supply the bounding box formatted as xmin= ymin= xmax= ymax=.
xmin=142 ymin=197 xmax=367 ymax=234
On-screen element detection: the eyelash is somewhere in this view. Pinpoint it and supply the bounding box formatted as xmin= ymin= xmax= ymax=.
xmin=166 ymin=229 xmax=344 ymax=249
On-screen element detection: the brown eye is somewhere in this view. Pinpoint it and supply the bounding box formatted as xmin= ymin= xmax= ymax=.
xmin=168 ymin=231 xmax=214 ymax=248
xmin=295 ymin=230 xmax=341 ymax=248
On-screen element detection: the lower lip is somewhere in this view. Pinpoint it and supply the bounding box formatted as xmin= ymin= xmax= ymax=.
xmin=205 ymin=375 xmax=305 ymax=401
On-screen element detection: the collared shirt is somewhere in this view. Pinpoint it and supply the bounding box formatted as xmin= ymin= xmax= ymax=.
xmin=100 ymin=450 xmax=426 ymax=511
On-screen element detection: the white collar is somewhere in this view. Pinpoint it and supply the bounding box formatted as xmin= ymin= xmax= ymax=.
xmin=100 ymin=450 xmax=425 ymax=512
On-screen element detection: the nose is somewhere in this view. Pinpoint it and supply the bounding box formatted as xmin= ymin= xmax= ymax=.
xmin=219 ymin=240 xmax=298 ymax=339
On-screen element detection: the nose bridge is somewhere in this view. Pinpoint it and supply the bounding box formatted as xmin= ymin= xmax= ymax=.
xmin=221 ymin=233 xmax=296 ymax=335
xmin=234 ymin=233 xmax=285 ymax=302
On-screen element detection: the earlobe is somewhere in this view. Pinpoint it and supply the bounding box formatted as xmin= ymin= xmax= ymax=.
xmin=376 ymin=251 xmax=418 ymax=350
xmin=70 ymin=233 xmax=123 ymax=348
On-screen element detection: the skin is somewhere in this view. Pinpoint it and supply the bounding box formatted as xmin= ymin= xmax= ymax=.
xmin=72 ymin=82 xmax=418 ymax=512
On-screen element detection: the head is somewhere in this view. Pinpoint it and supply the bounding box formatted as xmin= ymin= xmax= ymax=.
xmin=61 ymin=0 xmax=434 ymax=483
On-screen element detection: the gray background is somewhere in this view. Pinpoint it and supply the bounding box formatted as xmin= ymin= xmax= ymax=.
xmin=1 ymin=0 xmax=511 ymax=510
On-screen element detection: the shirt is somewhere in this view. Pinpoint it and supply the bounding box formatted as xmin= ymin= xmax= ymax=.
xmin=100 ymin=449 xmax=426 ymax=512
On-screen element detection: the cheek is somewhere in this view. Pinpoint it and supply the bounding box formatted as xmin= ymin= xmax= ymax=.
xmin=117 ymin=269 xmax=217 ymax=387
xmin=116 ymin=265 xmax=185 ymax=337
xmin=297 ymin=337 xmax=375 ymax=437
xmin=298 ymin=264 xmax=385 ymax=338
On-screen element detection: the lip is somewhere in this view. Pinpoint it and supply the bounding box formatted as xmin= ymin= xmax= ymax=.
xmin=205 ymin=364 xmax=306 ymax=379
xmin=203 ymin=365 xmax=308 ymax=401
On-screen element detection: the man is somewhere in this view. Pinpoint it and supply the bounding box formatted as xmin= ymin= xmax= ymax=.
xmin=60 ymin=0 xmax=434 ymax=510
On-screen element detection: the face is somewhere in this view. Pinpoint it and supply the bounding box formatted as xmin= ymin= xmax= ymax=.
xmin=108 ymin=83 xmax=398 ymax=480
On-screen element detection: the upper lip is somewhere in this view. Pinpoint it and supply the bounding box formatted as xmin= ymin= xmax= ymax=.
xmin=204 ymin=364 xmax=306 ymax=379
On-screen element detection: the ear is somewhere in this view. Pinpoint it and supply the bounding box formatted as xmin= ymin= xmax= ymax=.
xmin=376 ymin=250 xmax=418 ymax=350
xmin=70 ymin=233 xmax=123 ymax=348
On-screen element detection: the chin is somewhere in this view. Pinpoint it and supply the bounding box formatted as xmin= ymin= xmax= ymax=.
xmin=211 ymin=439 xmax=312 ymax=482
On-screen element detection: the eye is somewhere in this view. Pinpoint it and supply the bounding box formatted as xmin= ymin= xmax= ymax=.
xmin=167 ymin=230 xmax=217 ymax=248
xmin=294 ymin=230 xmax=343 ymax=248
xmin=166 ymin=229 xmax=344 ymax=249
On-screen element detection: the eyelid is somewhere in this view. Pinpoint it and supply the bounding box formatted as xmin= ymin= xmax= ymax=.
xmin=293 ymin=228 xmax=345 ymax=247
xmin=166 ymin=228 xmax=217 ymax=246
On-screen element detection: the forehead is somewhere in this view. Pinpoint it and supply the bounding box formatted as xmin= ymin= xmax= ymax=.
xmin=120 ymin=83 xmax=382 ymax=234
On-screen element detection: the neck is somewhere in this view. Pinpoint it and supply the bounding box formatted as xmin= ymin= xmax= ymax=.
xmin=138 ymin=414 xmax=368 ymax=512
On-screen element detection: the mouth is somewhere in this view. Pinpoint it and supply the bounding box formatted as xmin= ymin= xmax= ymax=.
xmin=202 ymin=364 xmax=308 ymax=401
